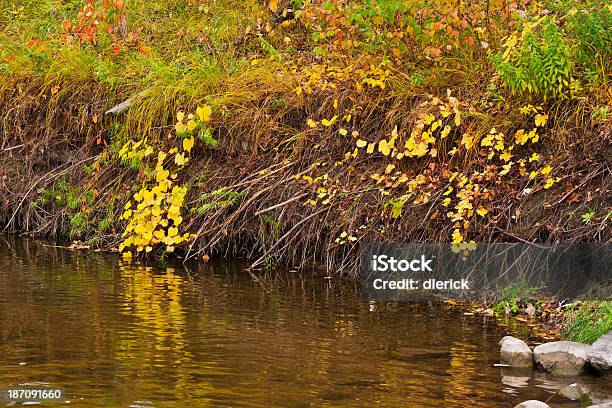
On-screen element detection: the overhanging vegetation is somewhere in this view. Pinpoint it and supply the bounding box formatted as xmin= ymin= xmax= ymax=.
xmin=0 ymin=0 xmax=610 ymax=274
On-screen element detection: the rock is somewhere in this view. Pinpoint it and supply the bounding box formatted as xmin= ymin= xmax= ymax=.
xmin=533 ymin=341 xmax=591 ymax=375
xmin=587 ymin=331 xmax=612 ymax=375
xmin=587 ymin=403 xmax=612 ymax=408
xmin=513 ymin=401 xmax=550 ymax=408
xmin=558 ymin=383 xmax=590 ymax=400
xmin=500 ymin=336 xmax=534 ymax=367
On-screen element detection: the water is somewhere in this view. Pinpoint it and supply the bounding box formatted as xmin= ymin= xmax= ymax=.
xmin=0 ymin=236 xmax=609 ymax=407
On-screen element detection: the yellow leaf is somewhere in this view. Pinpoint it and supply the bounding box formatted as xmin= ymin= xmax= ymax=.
xmin=461 ymin=133 xmax=474 ymax=149
xmin=541 ymin=165 xmax=552 ymax=175
xmin=384 ymin=164 xmax=395 ymax=174
xmin=356 ymin=139 xmax=367 ymax=148
xmin=307 ymin=118 xmax=318 ymax=128
xmin=197 ymin=105 xmax=212 ymax=122
xmin=407 ymin=141 xmax=429 ymax=157
xmin=339 ymin=128 xmax=348 ymax=136
xmin=175 ymin=122 xmax=187 ymax=133
xmin=366 ymin=143 xmax=375 ymax=154
xmin=183 ymin=136 xmax=195 ymax=153
xmin=514 ymin=129 xmax=528 ymax=145
xmin=535 ymin=113 xmax=548 ymax=127
xmin=544 ymin=178 xmax=555 ymax=189
xmin=378 ymin=140 xmax=391 ymax=156
xmin=499 ymin=151 xmax=512 ymax=162
xmin=156 ymin=167 xmax=169 ymax=182
xmin=321 ymin=116 xmax=338 ymax=127
xmin=452 ymin=229 xmax=463 ymax=243
xmin=176 ymin=111 xmax=185 ymax=123
xmin=477 ymin=207 xmax=488 ymax=217
xmin=454 ymin=111 xmax=462 ymax=126
xmin=333 ymin=99 xmax=338 ymax=109
xmin=529 ymin=153 xmax=540 ymax=162
xmin=154 ymin=229 xmax=165 ymax=240
xmin=423 ymin=113 xmax=435 ymax=125
xmin=175 ymin=152 xmax=187 ymax=166
xmin=499 ymin=162 xmax=513 ymax=176
xmin=441 ymin=125 xmax=451 ymax=138
xmin=187 ymin=119 xmax=197 ymax=131
xmin=269 ymin=0 xmax=279 ymax=11
xmin=481 ymin=135 xmax=494 ymax=147
xmin=370 ymin=173 xmax=385 ymax=184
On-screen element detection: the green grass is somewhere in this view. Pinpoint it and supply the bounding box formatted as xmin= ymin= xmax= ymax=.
xmin=492 ymin=280 xmax=541 ymax=315
xmin=563 ymin=301 xmax=612 ymax=344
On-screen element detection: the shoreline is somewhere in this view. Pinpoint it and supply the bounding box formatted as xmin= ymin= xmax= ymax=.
xmin=3 ymin=232 xmax=605 ymax=345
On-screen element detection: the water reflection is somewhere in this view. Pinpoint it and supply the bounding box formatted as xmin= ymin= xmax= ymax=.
xmin=0 ymin=236 xmax=610 ymax=407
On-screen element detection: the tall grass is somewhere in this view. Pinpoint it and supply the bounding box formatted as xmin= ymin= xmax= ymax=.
xmin=563 ymin=302 xmax=612 ymax=344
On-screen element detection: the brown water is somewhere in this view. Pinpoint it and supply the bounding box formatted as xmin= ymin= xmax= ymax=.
xmin=0 ymin=237 xmax=610 ymax=407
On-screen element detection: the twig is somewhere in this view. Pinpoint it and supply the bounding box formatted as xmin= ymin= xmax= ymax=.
xmin=554 ymin=166 xmax=606 ymax=205
xmin=254 ymin=193 xmax=308 ymax=215
xmin=492 ymin=225 xmax=547 ymax=248
xmin=2 ymin=144 xmax=24 ymax=152
xmin=2 ymin=156 xmax=97 ymax=232
xmin=104 ymin=88 xmax=151 ymax=116
xmin=249 ymin=207 xmax=328 ymax=269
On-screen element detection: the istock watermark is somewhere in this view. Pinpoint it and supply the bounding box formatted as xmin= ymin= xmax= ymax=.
xmin=360 ymin=243 xmax=611 ymax=301
xmin=370 ymin=254 xmax=433 ymax=272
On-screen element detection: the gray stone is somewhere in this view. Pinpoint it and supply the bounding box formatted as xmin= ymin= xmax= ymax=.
xmin=558 ymin=383 xmax=590 ymax=400
xmin=500 ymin=336 xmax=534 ymax=367
xmin=587 ymin=331 xmax=612 ymax=375
xmin=533 ymin=341 xmax=591 ymax=375
xmin=587 ymin=403 xmax=612 ymax=408
xmin=513 ymin=401 xmax=550 ymax=408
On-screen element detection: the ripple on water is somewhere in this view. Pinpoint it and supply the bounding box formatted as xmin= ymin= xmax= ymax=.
xmin=0 ymin=237 xmax=610 ymax=407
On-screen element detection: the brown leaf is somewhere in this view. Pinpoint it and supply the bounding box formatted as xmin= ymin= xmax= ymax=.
xmin=567 ymin=192 xmax=580 ymax=204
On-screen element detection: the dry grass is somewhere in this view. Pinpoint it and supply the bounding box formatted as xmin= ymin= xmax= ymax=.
xmin=0 ymin=0 xmax=610 ymax=275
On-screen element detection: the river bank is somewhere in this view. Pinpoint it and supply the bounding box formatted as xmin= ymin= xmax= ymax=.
xmin=1 ymin=0 xmax=611 ymax=275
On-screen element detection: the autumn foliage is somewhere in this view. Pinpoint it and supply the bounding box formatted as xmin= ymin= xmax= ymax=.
xmin=0 ymin=0 xmax=609 ymax=269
